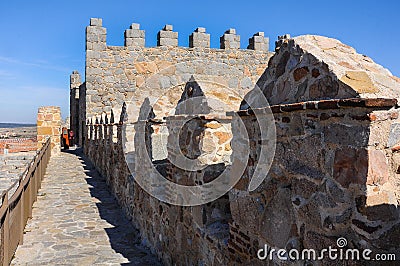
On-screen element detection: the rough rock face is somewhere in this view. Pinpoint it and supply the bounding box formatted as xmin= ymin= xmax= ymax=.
xmin=249 ymin=35 xmax=400 ymax=106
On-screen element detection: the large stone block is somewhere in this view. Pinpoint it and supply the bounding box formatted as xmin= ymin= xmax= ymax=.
xmin=158 ymin=31 xmax=178 ymax=39
xmin=259 ymin=187 xmax=295 ymax=248
xmin=37 ymin=126 xmax=53 ymax=136
xmin=324 ymin=123 xmax=369 ymax=147
xmin=90 ymin=18 xmax=102 ymax=26
xmin=333 ymin=147 xmax=368 ymax=187
xmin=125 ymin=29 xmax=145 ymax=38
xmin=367 ymin=149 xmax=389 ymax=185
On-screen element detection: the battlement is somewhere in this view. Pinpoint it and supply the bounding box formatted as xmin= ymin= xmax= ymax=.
xmin=86 ymin=18 xmax=269 ymax=51
xmin=83 ymin=18 xmax=274 ymax=122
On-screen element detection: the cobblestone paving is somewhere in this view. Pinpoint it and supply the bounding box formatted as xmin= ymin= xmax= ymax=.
xmin=11 ymin=148 xmax=161 ymax=266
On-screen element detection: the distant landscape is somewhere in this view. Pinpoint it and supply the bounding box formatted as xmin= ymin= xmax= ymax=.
xmin=0 ymin=123 xmax=36 ymax=128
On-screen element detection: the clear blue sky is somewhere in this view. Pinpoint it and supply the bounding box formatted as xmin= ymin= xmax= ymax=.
xmin=0 ymin=0 xmax=399 ymax=123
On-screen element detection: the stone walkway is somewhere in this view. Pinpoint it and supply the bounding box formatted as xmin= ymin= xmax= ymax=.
xmin=11 ymin=148 xmax=161 ymax=266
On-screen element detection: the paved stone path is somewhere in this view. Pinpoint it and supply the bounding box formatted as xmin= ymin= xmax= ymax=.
xmin=11 ymin=148 xmax=161 ymax=266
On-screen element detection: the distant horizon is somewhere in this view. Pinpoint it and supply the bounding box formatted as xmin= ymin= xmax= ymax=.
xmin=0 ymin=122 xmax=36 ymax=128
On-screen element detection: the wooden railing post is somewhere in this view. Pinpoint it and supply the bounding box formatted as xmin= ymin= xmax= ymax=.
xmin=3 ymin=192 xmax=9 ymax=266
xmin=20 ymin=182 xmax=24 ymax=245
xmin=39 ymin=157 xmax=42 ymax=189
xmin=32 ymin=165 xmax=37 ymax=209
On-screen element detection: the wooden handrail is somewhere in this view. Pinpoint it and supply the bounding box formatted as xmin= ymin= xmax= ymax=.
xmin=0 ymin=137 xmax=51 ymax=265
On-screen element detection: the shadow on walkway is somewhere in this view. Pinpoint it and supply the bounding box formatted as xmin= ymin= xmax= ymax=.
xmin=63 ymin=148 xmax=162 ymax=266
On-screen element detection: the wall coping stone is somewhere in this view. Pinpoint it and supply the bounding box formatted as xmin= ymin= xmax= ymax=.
xmin=230 ymin=98 xmax=398 ymax=116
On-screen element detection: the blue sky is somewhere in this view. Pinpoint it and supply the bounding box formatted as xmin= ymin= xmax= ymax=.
xmin=0 ymin=0 xmax=399 ymax=123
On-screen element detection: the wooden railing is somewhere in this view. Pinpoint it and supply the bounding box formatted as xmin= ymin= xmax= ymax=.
xmin=0 ymin=137 xmax=51 ymax=265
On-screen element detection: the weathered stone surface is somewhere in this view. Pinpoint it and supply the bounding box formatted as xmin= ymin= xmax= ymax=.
xmin=90 ymin=18 xmax=102 ymax=26
xmin=189 ymin=28 xmax=210 ymax=48
xmin=309 ymin=75 xmax=339 ymax=98
xmin=333 ymin=147 xmax=368 ymax=188
xmin=248 ymin=32 xmax=269 ymax=51
xmin=324 ymin=123 xmax=369 ymax=147
xmin=220 ymin=29 xmax=240 ymax=49
xmin=367 ymin=149 xmax=389 ymax=185
xmin=340 ymin=71 xmax=378 ymax=93
xmin=259 ymin=188 xmax=295 ymax=248
xmin=244 ymin=34 xmax=400 ymax=107
xmin=293 ymin=66 xmax=309 ymax=81
xmin=214 ymin=131 xmax=231 ymax=144
xmin=387 ymin=123 xmax=400 ymax=147
xmin=157 ymin=25 xmax=178 ymax=47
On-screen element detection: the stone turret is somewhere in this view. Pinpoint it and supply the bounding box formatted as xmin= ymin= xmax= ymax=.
xmin=70 ymin=71 xmax=81 ymax=145
xmin=70 ymin=70 xmax=81 ymax=90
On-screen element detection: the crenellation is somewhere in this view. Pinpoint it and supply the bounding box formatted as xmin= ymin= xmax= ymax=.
xmin=278 ymin=33 xmax=291 ymax=40
xmin=157 ymin=24 xmax=178 ymax=47
xmin=247 ymin=32 xmax=269 ymax=51
xmin=124 ymin=22 xmax=145 ymax=47
xmin=275 ymin=33 xmax=291 ymax=50
xmin=189 ymin=27 xmax=210 ymax=48
xmin=83 ymin=18 xmax=273 ymax=119
xmin=85 ymin=18 xmax=273 ymax=52
xmin=86 ymin=21 xmax=107 ymax=52
xmin=220 ymin=28 xmax=240 ymax=49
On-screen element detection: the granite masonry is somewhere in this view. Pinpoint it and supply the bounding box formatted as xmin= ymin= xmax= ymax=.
xmin=70 ymin=18 xmax=400 ymax=265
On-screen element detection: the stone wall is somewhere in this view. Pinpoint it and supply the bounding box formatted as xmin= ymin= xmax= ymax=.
xmin=84 ymin=98 xmax=400 ymax=265
xmin=228 ymin=99 xmax=400 ymax=264
xmin=37 ymin=106 xmax=61 ymax=155
xmin=79 ymin=18 xmax=271 ymax=124
xmin=75 ymin=19 xmax=400 ymax=265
